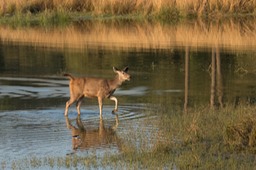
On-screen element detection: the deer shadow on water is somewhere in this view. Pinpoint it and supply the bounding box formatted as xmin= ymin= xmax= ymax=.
xmin=65 ymin=114 xmax=122 ymax=152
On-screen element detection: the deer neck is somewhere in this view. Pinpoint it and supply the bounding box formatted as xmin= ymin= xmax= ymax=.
xmin=109 ymin=75 xmax=123 ymax=90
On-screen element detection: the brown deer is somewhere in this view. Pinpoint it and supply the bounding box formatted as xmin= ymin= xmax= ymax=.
xmin=64 ymin=67 xmax=130 ymax=119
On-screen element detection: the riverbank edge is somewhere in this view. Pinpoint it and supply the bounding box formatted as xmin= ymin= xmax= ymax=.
xmin=1 ymin=9 xmax=255 ymax=28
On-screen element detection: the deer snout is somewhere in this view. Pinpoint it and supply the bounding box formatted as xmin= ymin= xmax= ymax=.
xmin=127 ymin=75 xmax=131 ymax=81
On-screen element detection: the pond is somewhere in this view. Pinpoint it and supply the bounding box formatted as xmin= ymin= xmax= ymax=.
xmin=0 ymin=19 xmax=256 ymax=169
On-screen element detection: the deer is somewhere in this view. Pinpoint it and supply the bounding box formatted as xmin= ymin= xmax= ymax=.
xmin=64 ymin=66 xmax=130 ymax=119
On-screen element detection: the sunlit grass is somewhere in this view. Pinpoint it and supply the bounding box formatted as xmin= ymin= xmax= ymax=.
xmin=115 ymin=104 xmax=256 ymax=169
xmin=0 ymin=0 xmax=256 ymax=20
xmin=165 ymin=105 xmax=256 ymax=169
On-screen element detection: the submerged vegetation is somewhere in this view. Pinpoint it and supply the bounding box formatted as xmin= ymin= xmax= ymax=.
xmin=2 ymin=105 xmax=256 ymax=169
xmin=0 ymin=0 xmax=256 ymax=25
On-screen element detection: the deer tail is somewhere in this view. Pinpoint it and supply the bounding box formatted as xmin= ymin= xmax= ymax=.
xmin=63 ymin=73 xmax=74 ymax=80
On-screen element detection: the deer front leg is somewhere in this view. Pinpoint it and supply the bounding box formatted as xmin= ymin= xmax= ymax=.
xmin=109 ymin=96 xmax=118 ymax=113
xmin=98 ymin=97 xmax=103 ymax=119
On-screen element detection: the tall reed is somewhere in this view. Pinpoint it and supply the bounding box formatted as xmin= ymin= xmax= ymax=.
xmin=1 ymin=0 xmax=256 ymax=18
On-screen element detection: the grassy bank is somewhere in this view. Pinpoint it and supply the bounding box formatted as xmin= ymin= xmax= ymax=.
xmin=0 ymin=0 xmax=256 ymax=23
xmin=3 ymin=105 xmax=256 ymax=169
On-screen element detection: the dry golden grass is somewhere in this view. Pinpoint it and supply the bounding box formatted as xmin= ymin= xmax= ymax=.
xmin=1 ymin=19 xmax=256 ymax=51
xmin=0 ymin=0 xmax=170 ymax=15
xmin=0 ymin=0 xmax=256 ymax=16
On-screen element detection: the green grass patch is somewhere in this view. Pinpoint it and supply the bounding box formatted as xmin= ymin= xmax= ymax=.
xmin=154 ymin=6 xmax=180 ymax=24
xmin=0 ymin=10 xmax=72 ymax=27
xmin=108 ymin=104 xmax=256 ymax=169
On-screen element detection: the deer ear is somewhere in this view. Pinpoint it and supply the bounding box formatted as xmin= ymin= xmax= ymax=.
xmin=123 ymin=66 xmax=129 ymax=73
xmin=113 ymin=67 xmax=119 ymax=73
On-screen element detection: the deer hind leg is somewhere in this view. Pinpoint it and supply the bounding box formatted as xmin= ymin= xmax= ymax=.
xmin=65 ymin=98 xmax=76 ymax=116
xmin=98 ymin=97 xmax=103 ymax=119
xmin=109 ymin=96 xmax=118 ymax=113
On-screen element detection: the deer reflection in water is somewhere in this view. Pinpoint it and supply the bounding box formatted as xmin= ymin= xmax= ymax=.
xmin=65 ymin=115 xmax=120 ymax=151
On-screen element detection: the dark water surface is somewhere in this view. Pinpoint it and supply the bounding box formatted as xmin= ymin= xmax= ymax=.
xmin=0 ymin=21 xmax=256 ymax=168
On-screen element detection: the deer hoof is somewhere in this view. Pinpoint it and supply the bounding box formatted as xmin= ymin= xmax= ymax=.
xmin=112 ymin=109 xmax=118 ymax=114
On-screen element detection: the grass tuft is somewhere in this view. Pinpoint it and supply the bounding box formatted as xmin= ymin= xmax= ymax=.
xmin=225 ymin=115 xmax=256 ymax=151
xmin=155 ymin=6 xmax=180 ymax=23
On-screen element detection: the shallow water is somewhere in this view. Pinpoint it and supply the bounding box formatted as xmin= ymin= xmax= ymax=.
xmin=0 ymin=20 xmax=256 ymax=168
xmin=0 ymin=76 xmax=155 ymax=169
